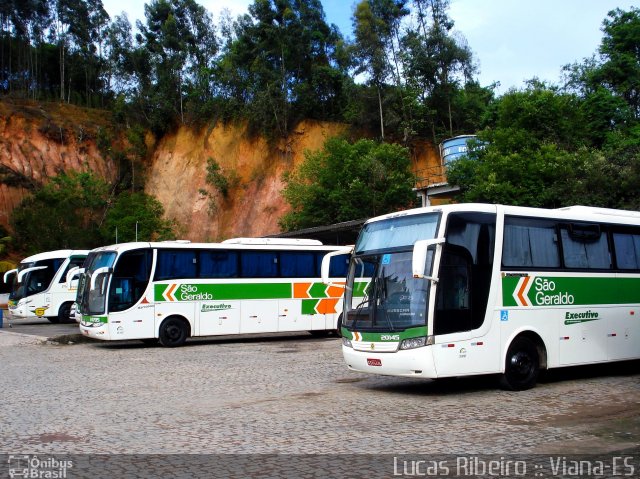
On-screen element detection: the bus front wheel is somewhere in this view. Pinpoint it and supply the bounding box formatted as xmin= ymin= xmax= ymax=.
xmin=57 ymin=302 xmax=74 ymax=324
xmin=500 ymin=337 xmax=539 ymax=391
xmin=158 ymin=317 xmax=189 ymax=347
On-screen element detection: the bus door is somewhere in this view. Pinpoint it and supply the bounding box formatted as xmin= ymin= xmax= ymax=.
xmin=431 ymin=213 xmax=498 ymax=377
xmin=108 ymin=249 xmax=154 ymax=340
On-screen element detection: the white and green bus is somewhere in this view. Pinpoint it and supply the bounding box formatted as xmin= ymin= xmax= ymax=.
xmin=78 ymin=239 xmax=349 ymax=346
xmin=4 ymin=249 xmax=89 ymax=323
xmin=323 ymin=204 xmax=640 ymax=390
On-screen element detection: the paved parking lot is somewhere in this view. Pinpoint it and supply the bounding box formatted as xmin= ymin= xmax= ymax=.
xmin=0 ymin=322 xmax=638 ymax=476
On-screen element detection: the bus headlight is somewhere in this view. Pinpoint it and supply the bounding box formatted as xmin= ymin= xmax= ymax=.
xmin=342 ymin=337 xmax=353 ymax=348
xmin=400 ymin=337 xmax=427 ymax=350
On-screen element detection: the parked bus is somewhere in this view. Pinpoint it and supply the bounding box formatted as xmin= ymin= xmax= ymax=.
xmin=77 ymin=239 xmax=350 ymax=346
xmin=4 ymin=250 xmax=89 ymax=323
xmin=322 ymin=204 xmax=640 ymax=390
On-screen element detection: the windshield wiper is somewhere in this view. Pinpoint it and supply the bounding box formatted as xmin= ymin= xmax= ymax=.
xmin=350 ymin=287 xmax=371 ymax=332
xmin=377 ymin=274 xmax=398 ymax=333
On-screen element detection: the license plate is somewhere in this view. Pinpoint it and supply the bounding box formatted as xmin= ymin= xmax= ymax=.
xmin=367 ymin=358 xmax=382 ymax=366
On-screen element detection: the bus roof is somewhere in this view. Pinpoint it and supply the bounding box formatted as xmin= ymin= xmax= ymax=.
xmin=364 ymin=203 xmax=640 ymax=226
xmin=222 ymin=238 xmax=323 ymax=246
xmin=19 ymin=249 xmax=90 ymax=264
xmin=88 ymin=240 xmax=341 ymax=254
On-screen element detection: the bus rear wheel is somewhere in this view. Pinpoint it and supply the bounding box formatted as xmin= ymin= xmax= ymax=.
xmin=158 ymin=317 xmax=189 ymax=347
xmin=500 ymin=337 xmax=540 ymax=391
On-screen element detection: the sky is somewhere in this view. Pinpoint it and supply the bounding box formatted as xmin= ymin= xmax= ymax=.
xmin=101 ymin=0 xmax=637 ymax=94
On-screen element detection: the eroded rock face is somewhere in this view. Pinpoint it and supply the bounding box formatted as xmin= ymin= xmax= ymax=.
xmin=144 ymin=120 xmax=350 ymax=241
xmin=0 ymin=102 xmax=440 ymax=241
xmin=0 ymin=102 xmax=118 ymax=231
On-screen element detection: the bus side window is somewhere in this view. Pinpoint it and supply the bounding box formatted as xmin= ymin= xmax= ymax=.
xmin=59 ymin=257 xmax=86 ymax=283
xmin=155 ymin=250 xmax=197 ymax=280
xmin=240 ymin=251 xmax=278 ymax=278
xmin=329 ymin=253 xmax=350 ymax=278
xmin=199 ymin=251 xmax=238 ymax=278
xmin=280 ymin=252 xmax=315 ymax=278
xmin=560 ymin=224 xmax=610 ymax=269
xmin=613 ymin=232 xmax=640 ymax=270
xmin=503 ymin=218 xmax=560 ymax=268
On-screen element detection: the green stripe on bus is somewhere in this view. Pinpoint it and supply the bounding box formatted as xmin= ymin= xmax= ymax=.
xmin=343 ymin=326 xmax=428 ymax=342
xmin=155 ymin=283 xmax=293 ymax=301
xmin=502 ymin=276 xmax=640 ymax=307
xmin=353 ymin=281 xmax=369 ymax=297
xmin=308 ymin=283 xmax=328 ymax=298
xmin=301 ymin=299 xmax=319 ymax=315
xmin=83 ymin=315 xmax=107 ymax=324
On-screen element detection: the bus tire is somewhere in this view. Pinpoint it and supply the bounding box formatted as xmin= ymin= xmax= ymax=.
xmin=57 ymin=302 xmax=74 ymax=323
xmin=158 ymin=317 xmax=189 ymax=347
xmin=500 ymin=337 xmax=540 ymax=391
xmin=336 ymin=313 xmax=343 ymax=337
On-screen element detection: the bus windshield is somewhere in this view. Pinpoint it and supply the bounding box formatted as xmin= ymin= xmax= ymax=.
xmin=355 ymin=213 xmax=440 ymax=254
xmin=77 ymin=251 xmax=117 ymax=315
xmin=345 ymin=212 xmax=440 ymax=332
xmin=9 ymin=259 xmax=63 ymax=302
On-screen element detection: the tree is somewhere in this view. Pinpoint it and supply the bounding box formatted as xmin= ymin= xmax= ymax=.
xmin=10 ymin=171 xmax=109 ymax=253
xmin=402 ymin=0 xmax=476 ymax=141
xmin=135 ymin=0 xmax=218 ymax=134
xmin=10 ymin=172 xmax=175 ymax=253
xmin=598 ymin=7 xmax=640 ymax=118
xmin=220 ymin=0 xmax=348 ymax=137
xmin=280 ymin=137 xmax=417 ymax=230
xmin=352 ymin=0 xmax=409 ymax=139
xmin=446 ymin=81 xmax=640 ymax=211
xmin=100 ymin=191 xmax=174 ymax=243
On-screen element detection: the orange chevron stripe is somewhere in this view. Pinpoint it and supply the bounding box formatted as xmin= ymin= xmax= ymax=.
xmin=517 ymin=276 xmax=531 ymax=306
xmin=326 ymin=283 xmax=346 ymax=298
xmin=293 ymin=282 xmax=311 ymax=299
xmin=316 ymin=298 xmax=340 ymax=314
xmin=166 ymin=283 xmax=178 ymax=301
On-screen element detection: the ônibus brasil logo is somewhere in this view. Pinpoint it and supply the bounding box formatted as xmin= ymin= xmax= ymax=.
xmin=512 ymin=277 xmax=575 ymax=307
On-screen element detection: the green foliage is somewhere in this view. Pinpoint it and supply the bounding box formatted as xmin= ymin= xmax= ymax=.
xmin=10 ymin=172 xmax=109 ymax=254
xmin=446 ymin=8 xmax=640 ymax=211
xmin=481 ymin=82 xmax=587 ymax=150
xmin=446 ymin=132 xmax=579 ymax=208
xmin=219 ymin=0 xmax=349 ymax=138
xmin=447 ymin=83 xmax=640 ymax=210
xmin=205 ymin=158 xmax=229 ymax=197
xmin=598 ymin=7 xmax=640 ymax=118
xmin=101 ymin=192 xmax=175 ymax=243
xmin=280 ymin=137 xmax=417 ymax=231
xmin=10 ymin=172 xmax=175 ymax=253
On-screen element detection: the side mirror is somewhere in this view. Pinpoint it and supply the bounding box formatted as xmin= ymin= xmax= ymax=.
xmin=412 ymin=238 xmax=445 ymax=280
xmin=90 ymin=267 xmax=111 ymax=290
xmin=3 ymin=268 xmax=17 ymax=283
xmin=321 ymin=248 xmax=352 ymax=286
xmin=66 ymin=267 xmax=84 ymax=288
xmin=17 ymin=265 xmax=47 ymax=283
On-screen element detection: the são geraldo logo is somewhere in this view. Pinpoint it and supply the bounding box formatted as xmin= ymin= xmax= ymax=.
xmin=512 ymin=277 xmax=574 ymax=306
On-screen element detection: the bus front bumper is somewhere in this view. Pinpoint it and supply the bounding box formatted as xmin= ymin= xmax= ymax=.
xmin=342 ymin=345 xmax=437 ymax=378
xmin=79 ymin=321 xmax=112 ymax=340
xmin=7 ymin=303 xmax=44 ymax=320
